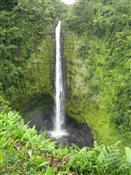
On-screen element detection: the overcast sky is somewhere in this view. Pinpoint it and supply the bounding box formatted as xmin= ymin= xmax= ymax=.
xmin=61 ymin=0 xmax=76 ymax=5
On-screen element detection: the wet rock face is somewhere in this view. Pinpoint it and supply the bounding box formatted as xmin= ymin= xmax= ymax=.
xmin=24 ymin=105 xmax=54 ymax=131
xmin=24 ymin=105 xmax=93 ymax=148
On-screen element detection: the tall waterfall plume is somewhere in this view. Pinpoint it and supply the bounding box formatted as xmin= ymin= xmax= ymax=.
xmin=50 ymin=21 xmax=68 ymax=139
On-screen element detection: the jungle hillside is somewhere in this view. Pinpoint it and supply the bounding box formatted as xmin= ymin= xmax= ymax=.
xmin=0 ymin=0 xmax=131 ymax=174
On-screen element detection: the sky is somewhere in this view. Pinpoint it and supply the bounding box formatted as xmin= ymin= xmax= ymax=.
xmin=61 ymin=0 xmax=76 ymax=5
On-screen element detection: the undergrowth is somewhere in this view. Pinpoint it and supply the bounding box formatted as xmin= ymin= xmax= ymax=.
xmin=0 ymin=110 xmax=130 ymax=175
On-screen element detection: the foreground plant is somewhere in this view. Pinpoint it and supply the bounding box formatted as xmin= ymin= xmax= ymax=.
xmin=0 ymin=111 xmax=130 ymax=175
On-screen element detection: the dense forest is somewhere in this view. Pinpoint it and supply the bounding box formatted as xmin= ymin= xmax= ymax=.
xmin=64 ymin=0 xmax=131 ymax=146
xmin=0 ymin=0 xmax=131 ymax=174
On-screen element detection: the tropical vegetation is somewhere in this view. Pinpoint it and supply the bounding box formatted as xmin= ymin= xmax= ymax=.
xmin=0 ymin=0 xmax=131 ymax=174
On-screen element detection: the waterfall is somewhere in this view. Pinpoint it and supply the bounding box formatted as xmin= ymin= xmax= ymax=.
xmin=50 ymin=21 xmax=68 ymax=139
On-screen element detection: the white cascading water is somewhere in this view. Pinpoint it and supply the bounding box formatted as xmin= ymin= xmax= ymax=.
xmin=50 ymin=21 xmax=68 ymax=139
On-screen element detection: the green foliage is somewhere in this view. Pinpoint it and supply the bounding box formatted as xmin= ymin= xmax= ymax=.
xmin=0 ymin=0 xmax=17 ymax=11
xmin=125 ymin=147 xmax=131 ymax=164
xmin=68 ymin=142 xmax=130 ymax=175
xmin=0 ymin=0 xmax=65 ymax=109
xmin=0 ymin=94 xmax=11 ymax=112
xmin=112 ymin=80 xmax=131 ymax=132
xmin=0 ymin=0 xmax=130 ymax=174
xmin=0 ymin=109 xmax=130 ymax=175
xmin=0 ymin=111 xmax=55 ymax=174
xmin=64 ymin=0 xmax=130 ymax=139
xmin=45 ymin=167 xmax=56 ymax=175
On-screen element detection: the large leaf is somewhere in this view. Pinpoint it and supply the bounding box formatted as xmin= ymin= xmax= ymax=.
xmin=45 ymin=167 xmax=56 ymax=175
xmin=125 ymin=147 xmax=131 ymax=164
